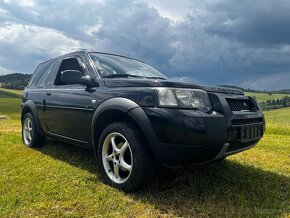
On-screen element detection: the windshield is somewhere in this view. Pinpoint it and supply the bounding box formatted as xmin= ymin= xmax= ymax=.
xmin=89 ymin=53 xmax=167 ymax=79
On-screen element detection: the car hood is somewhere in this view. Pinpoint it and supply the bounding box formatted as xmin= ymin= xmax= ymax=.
xmin=104 ymin=79 xmax=244 ymax=95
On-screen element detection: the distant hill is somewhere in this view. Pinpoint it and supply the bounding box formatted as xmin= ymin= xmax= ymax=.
xmin=278 ymin=89 xmax=290 ymax=94
xmin=0 ymin=73 xmax=31 ymax=90
xmin=218 ymin=85 xmax=290 ymax=94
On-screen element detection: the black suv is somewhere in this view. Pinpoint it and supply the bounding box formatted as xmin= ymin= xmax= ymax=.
xmin=21 ymin=49 xmax=265 ymax=191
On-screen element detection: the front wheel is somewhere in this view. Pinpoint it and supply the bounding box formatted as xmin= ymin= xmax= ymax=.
xmin=97 ymin=121 xmax=155 ymax=192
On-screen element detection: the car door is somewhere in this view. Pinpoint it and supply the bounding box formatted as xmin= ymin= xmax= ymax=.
xmin=32 ymin=59 xmax=58 ymax=132
xmin=44 ymin=55 xmax=92 ymax=143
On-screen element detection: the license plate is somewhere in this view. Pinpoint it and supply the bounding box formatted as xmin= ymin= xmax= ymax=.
xmin=240 ymin=124 xmax=263 ymax=143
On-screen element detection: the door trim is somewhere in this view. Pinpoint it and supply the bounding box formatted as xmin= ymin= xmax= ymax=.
xmin=49 ymin=131 xmax=92 ymax=149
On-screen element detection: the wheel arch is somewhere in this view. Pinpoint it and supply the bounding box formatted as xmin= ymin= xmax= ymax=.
xmin=21 ymin=100 xmax=45 ymax=135
xmin=91 ymin=98 xmax=158 ymax=159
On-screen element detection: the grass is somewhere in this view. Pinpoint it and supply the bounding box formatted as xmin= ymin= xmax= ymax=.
xmin=0 ymin=88 xmax=23 ymax=97
xmin=0 ymin=88 xmax=22 ymax=119
xmin=0 ymin=89 xmax=289 ymax=217
xmin=246 ymin=92 xmax=288 ymax=103
xmin=264 ymin=107 xmax=290 ymax=125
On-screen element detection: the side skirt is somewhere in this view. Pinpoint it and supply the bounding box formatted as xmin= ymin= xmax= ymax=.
xmin=48 ymin=132 xmax=93 ymax=150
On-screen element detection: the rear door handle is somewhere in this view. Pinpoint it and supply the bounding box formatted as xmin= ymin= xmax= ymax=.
xmin=46 ymin=93 xmax=51 ymax=96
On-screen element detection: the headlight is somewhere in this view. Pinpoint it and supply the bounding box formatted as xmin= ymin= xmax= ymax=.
xmin=157 ymin=88 xmax=212 ymax=112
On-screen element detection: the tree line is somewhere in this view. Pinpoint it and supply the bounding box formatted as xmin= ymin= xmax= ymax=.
xmin=0 ymin=73 xmax=31 ymax=90
xmin=259 ymin=96 xmax=290 ymax=110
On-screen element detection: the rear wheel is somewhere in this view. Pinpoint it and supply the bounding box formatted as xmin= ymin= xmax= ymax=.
xmin=22 ymin=113 xmax=46 ymax=148
xmin=97 ymin=121 xmax=155 ymax=192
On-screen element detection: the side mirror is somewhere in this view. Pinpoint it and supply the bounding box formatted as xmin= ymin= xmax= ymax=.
xmin=61 ymin=70 xmax=96 ymax=87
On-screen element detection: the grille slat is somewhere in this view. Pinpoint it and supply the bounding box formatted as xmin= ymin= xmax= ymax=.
xmin=231 ymin=118 xmax=264 ymax=126
xmin=226 ymin=98 xmax=255 ymax=112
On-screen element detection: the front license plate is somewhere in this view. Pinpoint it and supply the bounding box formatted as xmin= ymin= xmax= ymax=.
xmin=240 ymin=124 xmax=263 ymax=143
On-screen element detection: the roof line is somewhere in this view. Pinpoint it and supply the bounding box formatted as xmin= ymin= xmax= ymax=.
xmin=88 ymin=51 xmax=145 ymax=63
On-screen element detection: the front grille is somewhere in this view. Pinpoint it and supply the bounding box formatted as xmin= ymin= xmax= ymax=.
xmin=231 ymin=118 xmax=264 ymax=126
xmin=226 ymin=98 xmax=255 ymax=111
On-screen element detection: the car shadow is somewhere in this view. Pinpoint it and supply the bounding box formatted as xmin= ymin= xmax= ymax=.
xmin=37 ymin=139 xmax=289 ymax=217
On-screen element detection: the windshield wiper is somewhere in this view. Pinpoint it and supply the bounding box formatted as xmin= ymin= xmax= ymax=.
xmin=145 ymin=76 xmax=166 ymax=80
xmin=102 ymin=74 xmax=166 ymax=80
xmin=102 ymin=74 xmax=144 ymax=79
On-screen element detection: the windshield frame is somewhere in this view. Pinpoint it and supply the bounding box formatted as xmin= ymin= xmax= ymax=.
xmin=88 ymin=52 xmax=167 ymax=80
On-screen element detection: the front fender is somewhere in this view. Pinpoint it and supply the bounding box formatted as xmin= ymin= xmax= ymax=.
xmin=91 ymin=98 xmax=139 ymax=147
xmin=127 ymin=107 xmax=159 ymax=156
xmin=91 ymin=97 xmax=158 ymax=158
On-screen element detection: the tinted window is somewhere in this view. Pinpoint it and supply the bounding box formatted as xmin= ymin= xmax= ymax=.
xmin=35 ymin=61 xmax=56 ymax=88
xmin=54 ymin=57 xmax=84 ymax=85
xmin=89 ymin=53 xmax=166 ymax=79
xmin=28 ymin=60 xmax=54 ymax=88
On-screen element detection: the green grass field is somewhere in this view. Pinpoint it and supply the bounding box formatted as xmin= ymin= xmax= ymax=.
xmin=246 ymin=92 xmax=288 ymax=103
xmin=0 ymin=88 xmax=23 ymax=96
xmin=0 ymin=88 xmax=22 ymax=119
xmin=0 ymin=89 xmax=289 ymax=217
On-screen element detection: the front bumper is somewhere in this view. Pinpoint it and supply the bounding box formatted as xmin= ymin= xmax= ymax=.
xmin=141 ymin=105 xmax=265 ymax=163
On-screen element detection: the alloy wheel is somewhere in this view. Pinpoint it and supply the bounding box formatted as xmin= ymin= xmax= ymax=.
xmin=23 ymin=117 xmax=33 ymax=145
xmin=102 ymin=132 xmax=133 ymax=184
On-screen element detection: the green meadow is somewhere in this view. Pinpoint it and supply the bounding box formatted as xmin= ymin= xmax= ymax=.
xmin=246 ymin=92 xmax=288 ymax=103
xmin=0 ymin=88 xmax=289 ymax=217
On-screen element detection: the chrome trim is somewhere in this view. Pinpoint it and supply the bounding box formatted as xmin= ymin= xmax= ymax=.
xmin=215 ymin=143 xmax=229 ymax=160
xmin=214 ymin=142 xmax=258 ymax=160
xmin=45 ymin=105 xmax=94 ymax=111
xmin=49 ymin=132 xmax=88 ymax=144
xmin=224 ymin=142 xmax=257 ymax=157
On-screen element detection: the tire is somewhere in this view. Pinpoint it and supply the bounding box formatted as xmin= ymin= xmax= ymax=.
xmin=22 ymin=112 xmax=46 ymax=148
xmin=97 ymin=121 xmax=155 ymax=192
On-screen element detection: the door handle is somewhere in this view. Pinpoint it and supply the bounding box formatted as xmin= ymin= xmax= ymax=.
xmin=46 ymin=93 xmax=51 ymax=96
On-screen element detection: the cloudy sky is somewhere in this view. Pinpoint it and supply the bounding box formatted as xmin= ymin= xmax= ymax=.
xmin=0 ymin=0 xmax=290 ymax=90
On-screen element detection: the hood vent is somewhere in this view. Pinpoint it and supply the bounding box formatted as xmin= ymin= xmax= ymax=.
xmin=205 ymin=87 xmax=244 ymax=95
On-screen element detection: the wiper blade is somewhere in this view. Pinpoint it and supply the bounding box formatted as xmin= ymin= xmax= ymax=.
xmin=102 ymin=74 xmax=166 ymax=80
xmin=145 ymin=76 xmax=166 ymax=80
xmin=102 ymin=74 xmax=144 ymax=79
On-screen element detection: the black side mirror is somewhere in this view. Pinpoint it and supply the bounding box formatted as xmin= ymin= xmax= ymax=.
xmin=61 ymin=70 xmax=97 ymax=87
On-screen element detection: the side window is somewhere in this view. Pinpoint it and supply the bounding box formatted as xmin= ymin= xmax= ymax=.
xmin=54 ymin=57 xmax=84 ymax=86
xmin=35 ymin=61 xmax=56 ymax=88
xmin=28 ymin=60 xmax=53 ymax=88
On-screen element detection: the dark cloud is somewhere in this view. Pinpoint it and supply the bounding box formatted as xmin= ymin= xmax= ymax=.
xmin=207 ymin=0 xmax=290 ymax=45
xmin=0 ymin=0 xmax=289 ymax=90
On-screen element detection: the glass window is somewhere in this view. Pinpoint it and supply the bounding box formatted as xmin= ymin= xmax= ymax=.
xmin=28 ymin=60 xmax=54 ymax=88
xmin=54 ymin=57 xmax=84 ymax=85
xmin=89 ymin=53 xmax=167 ymax=79
xmin=35 ymin=61 xmax=56 ymax=88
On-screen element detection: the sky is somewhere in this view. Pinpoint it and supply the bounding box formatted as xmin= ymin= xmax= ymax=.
xmin=0 ymin=0 xmax=290 ymax=90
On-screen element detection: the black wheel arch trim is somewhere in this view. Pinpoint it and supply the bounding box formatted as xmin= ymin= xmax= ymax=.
xmin=127 ymin=107 xmax=159 ymax=155
xmin=91 ymin=97 xmax=158 ymax=158
xmin=21 ymin=100 xmax=45 ymax=135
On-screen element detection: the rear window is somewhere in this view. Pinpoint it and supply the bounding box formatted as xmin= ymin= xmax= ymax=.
xmin=27 ymin=59 xmax=54 ymax=88
xmin=35 ymin=60 xmax=57 ymax=88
